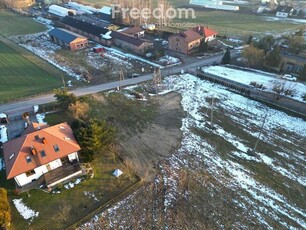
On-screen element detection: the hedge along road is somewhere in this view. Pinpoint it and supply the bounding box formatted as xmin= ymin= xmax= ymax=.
xmin=0 ymin=51 xmax=231 ymax=116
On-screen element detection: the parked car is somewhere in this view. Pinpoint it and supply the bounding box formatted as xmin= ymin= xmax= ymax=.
xmin=130 ymin=73 xmax=140 ymax=78
xmin=282 ymin=74 xmax=297 ymax=81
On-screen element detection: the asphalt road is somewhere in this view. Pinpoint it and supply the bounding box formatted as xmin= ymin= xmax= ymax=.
xmin=0 ymin=52 xmax=229 ymax=115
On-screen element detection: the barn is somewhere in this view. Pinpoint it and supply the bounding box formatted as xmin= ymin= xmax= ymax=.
xmin=48 ymin=28 xmax=88 ymax=51
xmin=48 ymin=5 xmax=76 ymax=17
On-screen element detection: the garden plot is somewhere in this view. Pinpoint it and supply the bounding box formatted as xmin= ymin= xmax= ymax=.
xmin=80 ymin=74 xmax=306 ymax=229
xmin=202 ymin=65 xmax=306 ymax=102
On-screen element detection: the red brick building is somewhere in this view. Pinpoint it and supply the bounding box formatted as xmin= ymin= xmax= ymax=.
xmin=48 ymin=28 xmax=88 ymax=51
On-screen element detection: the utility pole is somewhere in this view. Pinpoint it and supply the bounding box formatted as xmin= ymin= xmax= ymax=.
xmin=61 ymin=75 xmax=66 ymax=88
xmin=153 ymin=67 xmax=162 ymax=93
xmin=210 ymin=96 xmax=214 ymax=129
xmin=252 ymin=113 xmax=268 ymax=154
xmin=118 ymin=69 xmax=125 ymax=91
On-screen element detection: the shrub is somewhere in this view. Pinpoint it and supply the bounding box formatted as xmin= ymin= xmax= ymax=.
xmin=0 ymin=188 xmax=11 ymax=228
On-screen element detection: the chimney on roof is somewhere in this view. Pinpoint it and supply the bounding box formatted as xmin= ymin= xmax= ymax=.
xmin=42 ymin=137 xmax=47 ymax=145
xmin=31 ymin=146 xmax=37 ymax=155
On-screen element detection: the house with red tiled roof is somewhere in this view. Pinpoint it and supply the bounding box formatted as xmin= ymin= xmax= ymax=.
xmin=3 ymin=122 xmax=82 ymax=189
xmin=193 ymin=25 xmax=218 ymax=43
xmin=168 ymin=25 xmax=218 ymax=54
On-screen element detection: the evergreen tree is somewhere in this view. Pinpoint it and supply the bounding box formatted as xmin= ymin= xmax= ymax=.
xmin=221 ymin=47 xmax=231 ymax=64
xmin=77 ymin=119 xmax=116 ymax=162
xmin=254 ymin=35 xmax=275 ymax=53
xmin=199 ymin=39 xmax=208 ymax=52
xmin=54 ymin=88 xmax=77 ymax=110
xmin=246 ymin=35 xmax=253 ymax=45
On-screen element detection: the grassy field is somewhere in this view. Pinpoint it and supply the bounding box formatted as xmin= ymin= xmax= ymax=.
xmin=79 ymin=0 xmax=301 ymax=35
xmin=0 ymin=40 xmax=67 ymax=103
xmin=175 ymin=10 xmax=302 ymax=36
xmin=0 ymin=10 xmax=83 ymax=103
xmin=0 ymin=10 xmax=46 ymax=36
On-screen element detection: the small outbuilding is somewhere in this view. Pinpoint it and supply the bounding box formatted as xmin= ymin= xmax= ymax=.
xmin=48 ymin=28 xmax=88 ymax=51
xmin=113 ymin=169 xmax=123 ymax=177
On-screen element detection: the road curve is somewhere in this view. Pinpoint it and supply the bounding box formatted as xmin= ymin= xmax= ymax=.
xmin=0 ymin=52 xmax=228 ymax=115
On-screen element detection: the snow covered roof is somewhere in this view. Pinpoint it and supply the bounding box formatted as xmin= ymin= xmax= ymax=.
xmin=48 ymin=5 xmax=76 ymax=17
xmin=99 ymin=6 xmax=112 ymax=15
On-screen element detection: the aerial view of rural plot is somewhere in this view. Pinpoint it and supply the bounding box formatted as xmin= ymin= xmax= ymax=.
xmin=0 ymin=0 xmax=305 ymax=229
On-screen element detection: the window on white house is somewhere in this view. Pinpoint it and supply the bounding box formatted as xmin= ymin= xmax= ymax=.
xmin=26 ymin=170 xmax=35 ymax=177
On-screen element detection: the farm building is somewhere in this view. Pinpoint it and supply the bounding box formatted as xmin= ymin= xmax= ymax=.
xmin=276 ymin=6 xmax=294 ymax=18
xmin=168 ymin=26 xmax=217 ymax=54
xmin=48 ymin=28 xmax=88 ymax=51
xmin=66 ymin=1 xmax=96 ymax=14
xmin=48 ymin=5 xmax=76 ymax=17
xmin=99 ymin=6 xmax=112 ymax=22
xmin=3 ymin=122 xmax=82 ymax=188
xmin=111 ymin=31 xmax=154 ymax=54
xmin=122 ymin=26 xmax=145 ymax=38
xmin=61 ymin=16 xmax=112 ymax=46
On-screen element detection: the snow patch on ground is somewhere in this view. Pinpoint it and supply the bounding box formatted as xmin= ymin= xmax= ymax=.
xmin=202 ymin=65 xmax=306 ymax=102
xmin=12 ymin=199 xmax=39 ymax=221
xmin=36 ymin=113 xmax=46 ymax=124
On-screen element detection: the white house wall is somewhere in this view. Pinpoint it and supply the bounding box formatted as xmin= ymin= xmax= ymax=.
xmin=68 ymin=152 xmax=79 ymax=162
xmin=48 ymin=159 xmax=62 ymax=170
xmin=14 ymin=165 xmax=48 ymax=187
xmin=14 ymin=159 xmax=63 ymax=187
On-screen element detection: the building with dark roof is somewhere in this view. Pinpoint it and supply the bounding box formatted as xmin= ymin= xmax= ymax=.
xmin=122 ymin=26 xmax=145 ymax=38
xmin=48 ymin=28 xmax=88 ymax=51
xmin=111 ymin=31 xmax=153 ymax=54
xmin=276 ymin=6 xmax=294 ymax=18
xmin=61 ymin=16 xmax=112 ymax=46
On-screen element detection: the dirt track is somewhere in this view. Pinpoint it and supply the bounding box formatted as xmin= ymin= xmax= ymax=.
xmin=118 ymin=92 xmax=185 ymax=181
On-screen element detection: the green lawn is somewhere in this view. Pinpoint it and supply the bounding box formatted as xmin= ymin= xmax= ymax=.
xmin=0 ymin=10 xmax=46 ymax=36
xmin=0 ymin=40 xmax=66 ymax=103
xmin=175 ymin=10 xmax=302 ymax=36
xmin=9 ymin=155 xmax=138 ymax=230
xmin=6 ymin=111 xmax=139 ymax=230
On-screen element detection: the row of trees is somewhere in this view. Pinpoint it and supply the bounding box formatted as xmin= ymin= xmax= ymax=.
xmin=241 ymin=32 xmax=306 ymax=75
xmin=54 ymin=89 xmax=116 ymax=163
xmin=113 ymin=0 xmax=172 ymax=27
